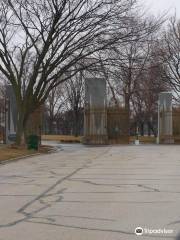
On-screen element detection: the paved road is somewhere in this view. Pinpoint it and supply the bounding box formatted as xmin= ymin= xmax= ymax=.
xmin=0 ymin=144 xmax=180 ymax=240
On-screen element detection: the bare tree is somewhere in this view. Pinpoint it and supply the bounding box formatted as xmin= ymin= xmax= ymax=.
xmin=159 ymin=16 xmax=180 ymax=100
xmin=63 ymin=71 xmax=84 ymax=136
xmin=45 ymin=84 xmax=66 ymax=134
xmin=132 ymin=57 xmax=168 ymax=136
xmin=96 ymin=12 xmax=165 ymax=137
xmin=104 ymin=14 xmax=163 ymax=94
xmin=45 ymin=71 xmax=84 ymax=136
xmin=0 ymin=0 xmax=137 ymax=144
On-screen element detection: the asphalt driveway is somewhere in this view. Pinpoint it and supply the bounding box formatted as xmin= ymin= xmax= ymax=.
xmin=0 ymin=144 xmax=180 ymax=240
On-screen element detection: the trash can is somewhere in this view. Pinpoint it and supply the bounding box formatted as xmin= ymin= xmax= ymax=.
xmin=27 ymin=135 xmax=39 ymax=150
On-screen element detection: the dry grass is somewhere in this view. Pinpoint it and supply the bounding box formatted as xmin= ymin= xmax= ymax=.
xmin=42 ymin=135 xmax=82 ymax=143
xmin=0 ymin=146 xmax=36 ymax=162
xmin=42 ymin=135 xmax=156 ymax=144
xmin=0 ymin=145 xmax=53 ymax=162
xmin=130 ymin=136 xmax=156 ymax=144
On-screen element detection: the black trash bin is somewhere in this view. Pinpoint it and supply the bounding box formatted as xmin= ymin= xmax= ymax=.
xmin=27 ymin=135 xmax=39 ymax=150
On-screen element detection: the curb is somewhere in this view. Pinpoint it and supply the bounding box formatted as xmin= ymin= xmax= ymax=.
xmin=0 ymin=152 xmax=42 ymax=165
xmin=0 ymin=147 xmax=58 ymax=166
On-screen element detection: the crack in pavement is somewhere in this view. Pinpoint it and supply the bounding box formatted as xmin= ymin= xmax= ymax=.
xmin=68 ymin=178 xmax=161 ymax=193
xmin=0 ymin=147 xmax=112 ymax=229
xmin=0 ymin=145 xmax=178 ymax=239
xmin=0 ymin=167 xmax=84 ymax=228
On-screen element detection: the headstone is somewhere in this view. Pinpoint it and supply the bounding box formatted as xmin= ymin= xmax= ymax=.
xmin=83 ymin=78 xmax=108 ymax=144
xmin=158 ymin=92 xmax=174 ymax=144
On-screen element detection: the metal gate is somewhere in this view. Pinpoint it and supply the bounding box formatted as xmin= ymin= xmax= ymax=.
xmin=173 ymin=108 xmax=180 ymax=143
xmin=107 ymin=107 xmax=129 ymax=144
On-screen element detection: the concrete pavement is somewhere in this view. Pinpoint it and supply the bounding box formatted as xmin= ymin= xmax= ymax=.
xmin=0 ymin=144 xmax=180 ymax=239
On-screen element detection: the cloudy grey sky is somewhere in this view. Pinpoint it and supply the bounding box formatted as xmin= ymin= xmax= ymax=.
xmin=142 ymin=0 xmax=180 ymax=17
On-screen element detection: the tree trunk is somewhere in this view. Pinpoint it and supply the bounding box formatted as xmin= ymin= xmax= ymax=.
xmin=148 ymin=122 xmax=151 ymax=136
xmin=125 ymin=94 xmax=130 ymax=135
xmin=16 ymin=111 xmax=27 ymax=145
xmin=140 ymin=122 xmax=144 ymax=136
xmin=73 ymin=110 xmax=79 ymax=137
xmin=48 ymin=118 xmax=54 ymax=134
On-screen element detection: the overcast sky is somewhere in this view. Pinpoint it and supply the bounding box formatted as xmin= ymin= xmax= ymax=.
xmin=142 ymin=0 xmax=180 ymax=17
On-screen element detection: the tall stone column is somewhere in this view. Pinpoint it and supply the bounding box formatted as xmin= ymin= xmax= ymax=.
xmin=5 ymin=85 xmax=17 ymax=144
xmin=158 ymin=92 xmax=174 ymax=144
xmin=83 ymin=78 xmax=108 ymax=145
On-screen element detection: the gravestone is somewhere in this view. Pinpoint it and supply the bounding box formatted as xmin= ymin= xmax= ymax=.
xmin=83 ymin=78 xmax=108 ymax=144
xmin=158 ymin=92 xmax=174 ymax=144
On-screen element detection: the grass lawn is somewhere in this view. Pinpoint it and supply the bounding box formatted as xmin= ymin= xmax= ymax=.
xmin=42 ymin=135 xmax=82 ymax=143
xmin=0 ymin=145 xmax=53 ymax=162
xmin=130 ymin=136 xmax=156 ymax=144
xmin=0 ymin=146 xmax=36 ymax=162
xmin=42 ymin=135 xmax=156 ymax=144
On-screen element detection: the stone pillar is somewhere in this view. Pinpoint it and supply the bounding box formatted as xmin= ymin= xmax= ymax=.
xmin=83 ymin=78 xmax=108 ymax=144
xmin=5 ymin=85 xmax=17 ymax=143
xmin=159 ymin=92 xmax=174 ymax=144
